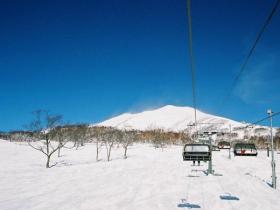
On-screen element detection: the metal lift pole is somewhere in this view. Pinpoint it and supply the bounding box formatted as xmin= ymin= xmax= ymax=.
xmin=207 ymin=132 xmax=214 ymax=175
xmin=229 ymin=124 xmax=231 ymax=159
xmin=268 ymin=109 xmax=277 ymax=189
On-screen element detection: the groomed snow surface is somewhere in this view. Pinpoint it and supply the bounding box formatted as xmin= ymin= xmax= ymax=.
xmin=1 ymin=140 xmax=280 ymax=210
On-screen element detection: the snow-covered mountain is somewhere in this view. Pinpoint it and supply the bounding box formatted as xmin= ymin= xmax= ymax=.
xmin=96 ymin=105 xmax=273 ymax=138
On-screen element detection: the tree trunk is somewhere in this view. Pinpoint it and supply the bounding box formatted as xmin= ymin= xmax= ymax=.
xmin=58 ymin=147 xmax=61 ymax=157
xmin=107 ymin=146 xmax=111 ymax=161
xmin=124 ymin=146 xmax=128 ymax=159
xmin=46 ymin=155 xmax=51 ymax=168
xmin=107 ymin=143 xmax=113 ymax=161
xmin=96 ymin=142 xmax=99 ymax=162
xmin=107 ymin=153 xmax=110 ymax=161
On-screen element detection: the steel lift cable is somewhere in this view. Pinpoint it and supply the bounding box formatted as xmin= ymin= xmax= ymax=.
xmin=235 ymin=111 xmax=280 ymax=131
xmin=186 ymin=0 xmax=198 ymax=138
xmin=220 ymin=0 xmax=280 ymax=108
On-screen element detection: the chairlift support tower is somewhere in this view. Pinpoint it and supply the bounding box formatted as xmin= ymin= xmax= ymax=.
xmin=207 ymin=132 xmax=214 ymax=174
xmin=229 ymin=124 xmax=231 ymax=159
xmin=268 ymin=109 xmax=277 ymax=189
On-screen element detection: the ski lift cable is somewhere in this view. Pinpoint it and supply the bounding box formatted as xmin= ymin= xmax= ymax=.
xmin=236 ymin=111 xmax=280 ymax=130
xmin=250 ymin=111 xmax=280 ymax=126
xmin=251 ymin=114 xmax=273 ymax=125
xmin=220 ymin=0 xmax=280 ymax=108
xmin=187 ymin=122 xmax=224 ymax=126
xmin=186 ymin=0 xmax=198 ymax=132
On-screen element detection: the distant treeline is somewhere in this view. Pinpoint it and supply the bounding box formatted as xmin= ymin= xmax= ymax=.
xmin=0 ymin=125 xmax=192 ymax=145
xmin=1 ymin=125 xmax=280 ymax=149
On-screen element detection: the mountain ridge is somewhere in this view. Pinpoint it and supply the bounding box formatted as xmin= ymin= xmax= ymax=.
xmin=95 ymin=105 xmax=279 ymax=139
xmin=95 ymin=105 xmax=245 ymax=132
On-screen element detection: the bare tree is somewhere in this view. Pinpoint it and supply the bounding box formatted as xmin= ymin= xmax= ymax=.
xmin=54 ymin=126 xmax=71 ymax=157
xmin=74 ymin=124 xmax=88 ymax=148
xmin=88 ymin=126 xmax=104 ymax=162
xmin=70 ymin=126 xmax=83 ymax=149
xmin=27 ymin=110 xmax=66 ymax=168
xmin=121 ymin=130 xmax=136 ymax=159
xmin=102 ymin=128 xmax=120 ymax=161
xmin=151 ymin=129 xmax=166 ymax=151
xmin=180 ymin=131 xmax=192 ymax=145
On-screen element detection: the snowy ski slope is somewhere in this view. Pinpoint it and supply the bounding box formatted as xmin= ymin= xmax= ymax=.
xmin=1 ymin=140 xmax=280 ymax=210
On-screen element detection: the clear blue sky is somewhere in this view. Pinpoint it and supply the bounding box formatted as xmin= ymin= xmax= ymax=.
xmin=0 ymin=0 xmax=279 ymax=131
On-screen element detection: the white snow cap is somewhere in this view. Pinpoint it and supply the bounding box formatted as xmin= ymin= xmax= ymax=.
xmin=95 ymin=105 xmax=244 ymax=132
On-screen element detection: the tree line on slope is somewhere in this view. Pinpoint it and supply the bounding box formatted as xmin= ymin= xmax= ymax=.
xmin=2 ymin=110 xmax=279 ymax=168
xmin=0 ymin=110 xmax=192 ymax=168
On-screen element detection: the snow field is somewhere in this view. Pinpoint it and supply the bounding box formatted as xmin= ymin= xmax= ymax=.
xmin=1 ymin=140 xmax=280 ymax=210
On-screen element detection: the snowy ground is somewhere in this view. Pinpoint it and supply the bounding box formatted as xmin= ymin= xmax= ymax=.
xmin=1 ymin=140 xmax=280 ymax=210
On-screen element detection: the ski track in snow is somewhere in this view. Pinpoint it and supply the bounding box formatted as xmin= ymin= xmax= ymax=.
xmin=1 ymin=140 xmax=280 ymax=210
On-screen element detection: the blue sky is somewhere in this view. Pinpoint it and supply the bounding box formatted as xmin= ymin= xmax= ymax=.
xmin=0 ymin=0 xmax=279 ymax=131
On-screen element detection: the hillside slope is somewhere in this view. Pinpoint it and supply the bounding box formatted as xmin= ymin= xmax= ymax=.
xmin=96 ymin=105 xmax=275 ymax=139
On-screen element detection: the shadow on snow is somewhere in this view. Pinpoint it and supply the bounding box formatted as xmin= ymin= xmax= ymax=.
xmin=220 ymin=193 xmax=240 ymax=201
xmin=177 ymin=199 xmax=201 ymax=208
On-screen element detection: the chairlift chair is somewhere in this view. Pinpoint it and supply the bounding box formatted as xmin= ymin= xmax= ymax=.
xmin=218 ymin=141 xmax=231 ymax=149
xmin=182 ymin=144 xmax=211 ymax=161
xmin=234 ymin=143 xmax=258 ymax=156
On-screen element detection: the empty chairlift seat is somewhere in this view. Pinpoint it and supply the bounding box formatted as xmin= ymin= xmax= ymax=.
xmin=234 ymin=143 xmax=258 ymax=156
xmin=218 ymin=141 xmax=230 ymax=149
xmin=182 ymin=144 xmax=211 ymax=161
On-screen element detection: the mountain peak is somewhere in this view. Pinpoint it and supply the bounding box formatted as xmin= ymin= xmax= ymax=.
xmin=96 ymin=105 xmax=242 ymax=132
xmin=95 ymin=104 xmax=275 ymax=138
